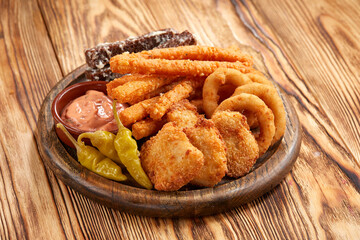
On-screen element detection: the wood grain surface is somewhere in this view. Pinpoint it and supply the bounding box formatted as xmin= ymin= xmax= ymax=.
xmin=36 ymin=62 xmax=300 ymax=217
xmin=1 ymin=0 xmax=360 ymax=239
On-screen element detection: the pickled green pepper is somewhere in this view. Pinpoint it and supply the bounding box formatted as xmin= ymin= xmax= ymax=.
xmin=78 ymin=131 xmax=121 ymax=164
xmin=112 ymin=101 xmax=153 ymax=189
xmin=56 ymin=123 xmax=127 ymax=181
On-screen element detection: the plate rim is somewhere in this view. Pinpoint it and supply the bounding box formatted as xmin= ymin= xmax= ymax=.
xmin=36 ymin=64 xmax=302 ymax=217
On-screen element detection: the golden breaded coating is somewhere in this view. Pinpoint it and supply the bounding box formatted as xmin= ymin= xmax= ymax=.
xmin=140 ymin=122 xmax=204 ymax=191
xmin=132 ymin=118 xmax=165 ymax=140
xmin=233 ymin=82 xmax=286 ymax=144
xmin=119 ymin=96 xmax=159 ymax=127
xmin=184 ymin=118 xmax=227 ymax=187
xmin=212 ymin=111 xmax=259 ymax=178
xmin=106 ymin=75 xmax=134 ymax=96
xmin=109 ymin=46 xmax=254 ymax=77
xmin=167 ymin=100 xmax=227 ymax=187
xmin=108 ymin=74 xmax=178 ymax=104
xmin=189 ymin=99 xmax=204 ymax=114
xmin=148 ymin=80 xmax=194 ymax=120
xmin=166 ymin=99 xmax=199 ymax=128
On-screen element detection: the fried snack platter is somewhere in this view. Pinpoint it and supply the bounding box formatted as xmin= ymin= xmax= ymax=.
xmin=36 ymin=44 xmax=301 ymax=217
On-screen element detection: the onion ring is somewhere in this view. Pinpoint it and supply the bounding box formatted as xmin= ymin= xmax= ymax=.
xmin=215 ymin=93 xmax=275 ymax=155
xmin=233 ymin=83 xmax=286 ymax=144
xmin=247 ymin=70 xmax=274 ymax=86
xmin=202 ymin=68 xmax=252 ymax=118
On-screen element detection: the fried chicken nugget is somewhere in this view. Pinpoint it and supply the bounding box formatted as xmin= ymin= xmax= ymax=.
xmin=140 ymin=122 xmax=204 ymax=191
xmin=167 ymin=100 xmax=227 ymax=187
xmin=184 ymin=118 xmax=227 ymax=187
xmin=166 ymin=99 xmax=199 ymax=127
xmin=212 ymin=111 xmax=259 ymax=178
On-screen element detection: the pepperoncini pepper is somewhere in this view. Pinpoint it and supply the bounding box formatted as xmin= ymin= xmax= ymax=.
xmin=78 ymin=131 xmax=121 ymax=164
xmin=112 ymin=101 xmax=153 ymax=189
xmin=56 ymin=123 xmax=127 ymax=182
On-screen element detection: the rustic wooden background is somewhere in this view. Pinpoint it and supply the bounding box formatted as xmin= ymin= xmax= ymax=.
xmin=1 ymin=0 xmax=360 ymax=239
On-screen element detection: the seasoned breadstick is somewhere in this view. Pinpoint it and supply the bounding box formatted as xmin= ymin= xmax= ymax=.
xmin=132 ymin=118 xmax=166 ymax=140
xmin=108 ymin=75 xmax=179 ymax=104
xmin=119 ymin=97 xmax=159 ymax=127
xmin=148 ymin=80 xmax=194 ymax=120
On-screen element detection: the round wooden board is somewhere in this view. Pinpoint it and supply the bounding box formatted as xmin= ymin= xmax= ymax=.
xmin=36 ymin=64 xmax=301 ymax=218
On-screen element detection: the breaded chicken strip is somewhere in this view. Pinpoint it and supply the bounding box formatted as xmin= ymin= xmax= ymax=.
xmin=140 ymin=122 xmax=204 ymax=191
xmin=212 ymin=111 xmax=259 ymax=178
xmin=167 ymin=100 xmax=227 ymax=187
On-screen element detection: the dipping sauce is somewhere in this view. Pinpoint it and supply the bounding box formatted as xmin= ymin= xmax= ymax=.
xmin=61 ymin=90 xmax=126 ymax=132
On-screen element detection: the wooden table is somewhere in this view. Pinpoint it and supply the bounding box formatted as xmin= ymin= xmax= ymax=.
xmin=1 ymin=0 xmax=359 ymax=239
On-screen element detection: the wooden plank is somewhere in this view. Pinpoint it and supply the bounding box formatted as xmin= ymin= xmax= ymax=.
xmin=0 ymin=0 xmax=84 ymax=239
xmin=24 ymin=0 xmax=360 ymax=239
xmin=240 ymin=0 xmax=360 ymax=163
xmin=225 ymin=0 xmax=360 ymax=238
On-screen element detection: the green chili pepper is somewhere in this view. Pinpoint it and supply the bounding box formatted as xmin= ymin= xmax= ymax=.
xmin=112 ymin=101 xmax=153 ymax=189
xmin=56 ymin=123 xmax=127 ymax=182
xmin=78 ymin=131 xmax=121 ymax=164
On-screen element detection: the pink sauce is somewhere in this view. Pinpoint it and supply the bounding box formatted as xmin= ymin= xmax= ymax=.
xmin=61 ymin=90 xmax=126 ymax=132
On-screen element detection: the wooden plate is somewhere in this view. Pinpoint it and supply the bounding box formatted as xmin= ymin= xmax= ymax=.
xmin=36 ymin=64 xmax=301 ymax=217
